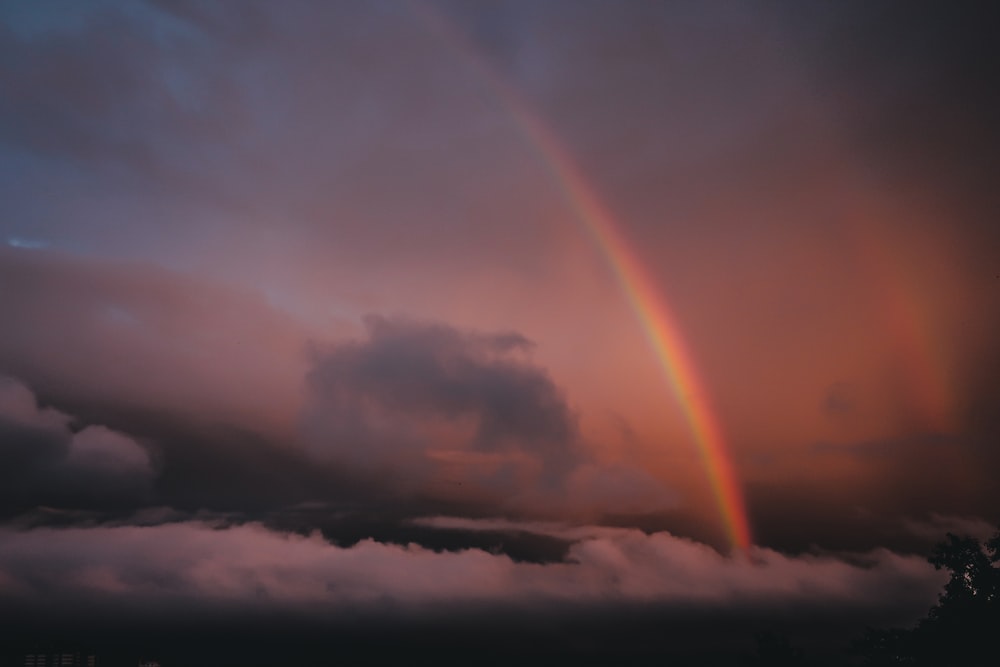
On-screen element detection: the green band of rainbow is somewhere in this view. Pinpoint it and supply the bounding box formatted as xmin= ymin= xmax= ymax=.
xmin=413 ymin=3 xmax=752 ymax=551
xmin=521 ymin=121 xmax=753 ymax=552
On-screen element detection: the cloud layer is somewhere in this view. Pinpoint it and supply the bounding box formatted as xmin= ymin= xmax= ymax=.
xmin=0 ymin=519 xmax=944 ymax=621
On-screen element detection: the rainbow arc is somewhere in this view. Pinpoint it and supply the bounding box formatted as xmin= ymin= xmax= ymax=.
xmin=415 ymin=4 xmax=752 ymax=552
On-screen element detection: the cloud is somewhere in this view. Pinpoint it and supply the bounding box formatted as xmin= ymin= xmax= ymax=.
xmin=901 ymin=513 xmax=997 ymax=543
xmin=0 ymin=520 xmax=945 ymax=625
xmin=0 ymin=246 xmax=307 ymax=430
xmin=302 ymin=316 xmax=678 ymax=518
xmin=0 ymin=376 xmax=154 ymax=511
xmin=303 ymin=316 xmax=578 ymax=484
xmin=64 ymin=425 xmax=154 ymax=475
xmin=0 ymin=250 xmax=671 ymax=523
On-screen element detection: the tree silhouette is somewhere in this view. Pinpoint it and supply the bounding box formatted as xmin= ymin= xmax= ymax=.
xmin=854 ymin=526 xmax=1000 ymax=666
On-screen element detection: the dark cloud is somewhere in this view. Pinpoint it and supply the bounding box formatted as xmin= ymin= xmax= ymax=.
xmin=745 ymin=427 xmax=999 ymax=555
xmin=304 ymin=316 xmax=578 ymax=485
xmin=0 ymin=376 xmax=154 ymax=512
xmin=961 ymin=341 xmax=1000 ymax=474
xmin=901 ymin=513 xmax=997 ymax=543
xmin=98 ymin=412 xmax=365 ymax=517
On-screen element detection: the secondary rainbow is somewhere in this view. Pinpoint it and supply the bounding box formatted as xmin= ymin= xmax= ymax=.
xmin=414 ymin=4 xmax=752 ymax=552
xmin=848 ymin=212 xmax=954 ymax=434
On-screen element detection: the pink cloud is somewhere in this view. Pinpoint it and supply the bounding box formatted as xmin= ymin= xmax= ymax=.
xmin=0 ymin=520 xmax=944 ymax=620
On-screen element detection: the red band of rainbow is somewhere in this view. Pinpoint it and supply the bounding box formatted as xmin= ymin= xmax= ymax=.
xmin=412 ymin=3 xmax=752 ymax=551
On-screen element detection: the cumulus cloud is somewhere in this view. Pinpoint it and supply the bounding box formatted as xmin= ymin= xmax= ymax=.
xmin=303 ymin=315 xmax=578 ymax=484
xmin=0 ymin=375 xmax=154 ymax=511
xmin=0 ymin=520 xmax=944 ymax=626
xmin=301 ymin=316 xmax=677 ymax=517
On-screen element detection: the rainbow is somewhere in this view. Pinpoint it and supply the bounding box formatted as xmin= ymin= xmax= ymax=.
xmin=413 ymin=4 xmax=752 ymax=552
xmin=847 ymin=211 xmax=954 ymax=434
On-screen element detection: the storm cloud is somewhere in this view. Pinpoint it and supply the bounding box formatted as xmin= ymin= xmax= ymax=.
xmin=0 ymin=376 xmax=154 ymax=512
xmin=305 ymin=316 xmax=576 ymax=474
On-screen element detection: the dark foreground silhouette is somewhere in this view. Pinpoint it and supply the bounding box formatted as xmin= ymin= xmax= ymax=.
xmin=740 ymin=525 xmax=1000 ymax=666
xmin=851 ymin=527 xmax=1000 ymax=666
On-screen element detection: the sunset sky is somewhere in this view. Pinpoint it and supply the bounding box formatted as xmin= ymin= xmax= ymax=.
xmin=1 ymin=1 xmax=998 ymax=664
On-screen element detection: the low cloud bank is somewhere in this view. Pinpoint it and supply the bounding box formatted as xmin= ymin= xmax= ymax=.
xmin=0 ymin=519 xmax=944 ymax=623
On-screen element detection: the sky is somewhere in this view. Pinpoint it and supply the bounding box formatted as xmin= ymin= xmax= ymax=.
xmin=1 ymin=0 xmax=999 ymax=664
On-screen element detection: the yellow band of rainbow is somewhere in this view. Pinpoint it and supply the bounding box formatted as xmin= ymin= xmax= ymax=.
xmin=413 ymin=3 xmax=752 ymax=552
